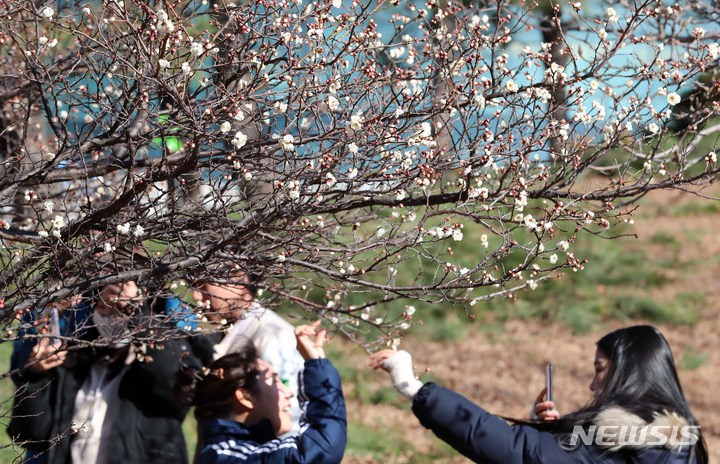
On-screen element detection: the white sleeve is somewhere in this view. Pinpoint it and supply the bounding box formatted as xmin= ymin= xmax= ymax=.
xmin=382 ymin=350 xmax=424 ymax=400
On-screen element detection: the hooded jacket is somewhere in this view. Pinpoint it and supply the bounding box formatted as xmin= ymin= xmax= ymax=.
xmin=412 ymin=382 xmax=697 ymax=464
xmin=197 ymin=358 xmax=346 ymax=464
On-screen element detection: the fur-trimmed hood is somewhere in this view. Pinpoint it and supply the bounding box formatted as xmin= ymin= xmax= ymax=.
xmin=590 ymin=407 xmax=699 ymax=452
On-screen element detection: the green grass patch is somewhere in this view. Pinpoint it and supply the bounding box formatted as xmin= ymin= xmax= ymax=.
xmin=679 ymin=347 xmax=709 ymax=370
xmin=669 ymin=201 xmax=720 ymax=217
xmin=649 ymin=232 xmax=679 ymax=246
xmin=0 ymin=341 xmax=23 ymax=463
xmin=345 ymin=421 xmax=461 ymax=463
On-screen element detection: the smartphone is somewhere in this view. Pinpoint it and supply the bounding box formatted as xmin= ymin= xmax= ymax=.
xmin=545 ymin=363 xmax=554 ymax=403
xmin=49 ymin=307 xmax=61 ymax=344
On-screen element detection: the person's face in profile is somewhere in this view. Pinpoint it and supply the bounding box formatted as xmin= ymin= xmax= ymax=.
xmin=589 ymin=348 xmax=611 ymax=400
xmin=245 ymin=360 xmax=294 ymax=437
xmin=193 ymin=281 xmax=254 ymax=323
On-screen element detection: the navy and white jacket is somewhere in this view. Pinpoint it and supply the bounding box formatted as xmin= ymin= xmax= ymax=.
xmin=197 ymin=358 xmax=346 ymax=464
xmin=412 ymin=383 xmax=697 ymax=464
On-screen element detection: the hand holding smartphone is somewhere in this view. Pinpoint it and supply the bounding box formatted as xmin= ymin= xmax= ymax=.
xmin=49 ymin=307 xmax=61 ymax=344
xmin=545 ymin=363 xmax=554 ymax=403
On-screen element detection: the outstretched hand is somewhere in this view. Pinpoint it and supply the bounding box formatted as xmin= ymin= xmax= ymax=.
xmin=369 ymin=349 xmax=398 ymax=372
xmin=533 ymin=387 xmax=559 ymax=421
xmin=369 ymin=349 xmax=423 ymax=400
xmin=295 ymin=321 xmax=327 ymax=360
xmin=26 ymin=337 xmax=66 ymax=373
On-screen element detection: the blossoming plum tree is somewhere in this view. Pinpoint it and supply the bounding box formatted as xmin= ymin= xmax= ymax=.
xmin=0 ymin=0 xmax=719 ymax=347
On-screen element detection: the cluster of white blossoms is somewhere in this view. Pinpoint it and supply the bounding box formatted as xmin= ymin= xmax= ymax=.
xmin=155 ymin=9 xmax=175 ymax=33
xmin=10 ymin=0 xmax=720 ymax=342
xmin=278 ymin=134 xmax=295 ymax=151
xmin=116 ymin=222 xmax=145 ymax=237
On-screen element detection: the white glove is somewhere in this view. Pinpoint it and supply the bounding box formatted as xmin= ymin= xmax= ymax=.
xmin=383 ymin=350 xmax=424 ymax=400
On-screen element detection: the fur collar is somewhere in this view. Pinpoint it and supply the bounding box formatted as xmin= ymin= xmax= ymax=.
xmin=591 ymin=407 xmax=696 ymax=451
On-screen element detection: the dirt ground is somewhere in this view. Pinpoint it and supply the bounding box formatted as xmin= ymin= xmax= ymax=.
xmin=340 ymin=188 xmax=720 ymax=463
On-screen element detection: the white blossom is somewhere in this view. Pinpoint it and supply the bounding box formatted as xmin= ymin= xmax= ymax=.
xmin=667 ymin=92 xmax=681 ymax=106
xmin=325 ymin=173 xmax=337 ymax=188
xmin=606 ymin=7 xmax=619 ymax=23
xmin=158 ymin=59 xmax=171 ymax=69
xmin=452 ymin=228 xmax=464 ymax=241
xmin=40 ymin=6 xmax=54 ymax=19
xmin=505 ymin=79 xmax=519 ymax=93
xmin=117 ymin=222 xmax=131 ymax=235
xmin=232 ymin=131 xmax=248 ymax=149
xmin=692 ymin=27 xmax=706 ymax=39
xmin=279 ymin=134 xmax=295 ymax=151
xmin=549 ymin=253 xmax=558 ymax=264
xmin=345 ymin=113 xmax=364 ymax=132
xmin=557 ymin=240 xmax=570 ymax=252
xmin=348 ymin=143 xmax=359 ymax=154
xmin=708 ymin=43 xmax=720 ymax=60
xmin=181 ymin=62 xmax=192 ymax=74
xmin=274 ymin=101 xmax=288 ymax=114
xmin=133 ymin=225 xmax=145 ymax=237
xmin=43 ymin=201 xmax=54 ymax=214
xmin=480 ymin=234 xmax=489 ymax=248
xmin=524 ymin=214 xmax=538 ymax=231
xmin=50 ymin=215 xmax=65 ymax=229
xmin=190 ymin=41 xmax=204 ymax=57
xmin=327 ymin=95 xmax=340 ymax=111
xmin=219 ymin=121 xmax=231 ymax=133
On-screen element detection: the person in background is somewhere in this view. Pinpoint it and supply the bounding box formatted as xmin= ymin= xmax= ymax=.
xmin=8 ymin=282 xmax=202 ymax=464
xmin=370 ymin=325 xmax=708 ymax=464
xmin=175 ymin=321 xmax=347 ymax=464
xmin=189 ymin=272 xmax=305 ymax=433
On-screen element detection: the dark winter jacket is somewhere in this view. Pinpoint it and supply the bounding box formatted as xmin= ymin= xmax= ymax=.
xmin=8 ymin=328 xmax=201 ymax=464
xmin=197 ymin=358 xmax=346 ymax=464
xmin=412 ymin=383 xmax=697 ymax=464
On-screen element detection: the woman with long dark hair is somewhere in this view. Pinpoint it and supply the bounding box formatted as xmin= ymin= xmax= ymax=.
xmin=176 ymin=321 xmax=346 ymax=464
xmin=371 ymin=325 xmax=708 ymax=463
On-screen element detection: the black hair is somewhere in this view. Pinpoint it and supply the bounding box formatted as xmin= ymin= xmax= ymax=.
xmin=548 ymin=325 xmax=707 ymax=463
xmin=175 ymin=343 xmax=261 ymax=421
xmin=191 ymin=269 xmax=262 ymax=299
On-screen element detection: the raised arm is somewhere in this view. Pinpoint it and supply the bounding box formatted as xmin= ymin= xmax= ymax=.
xmin=289 ymin=321 xmax=347 ymax=463
xmin=371 ymin=349 xmax=573 ymax=464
